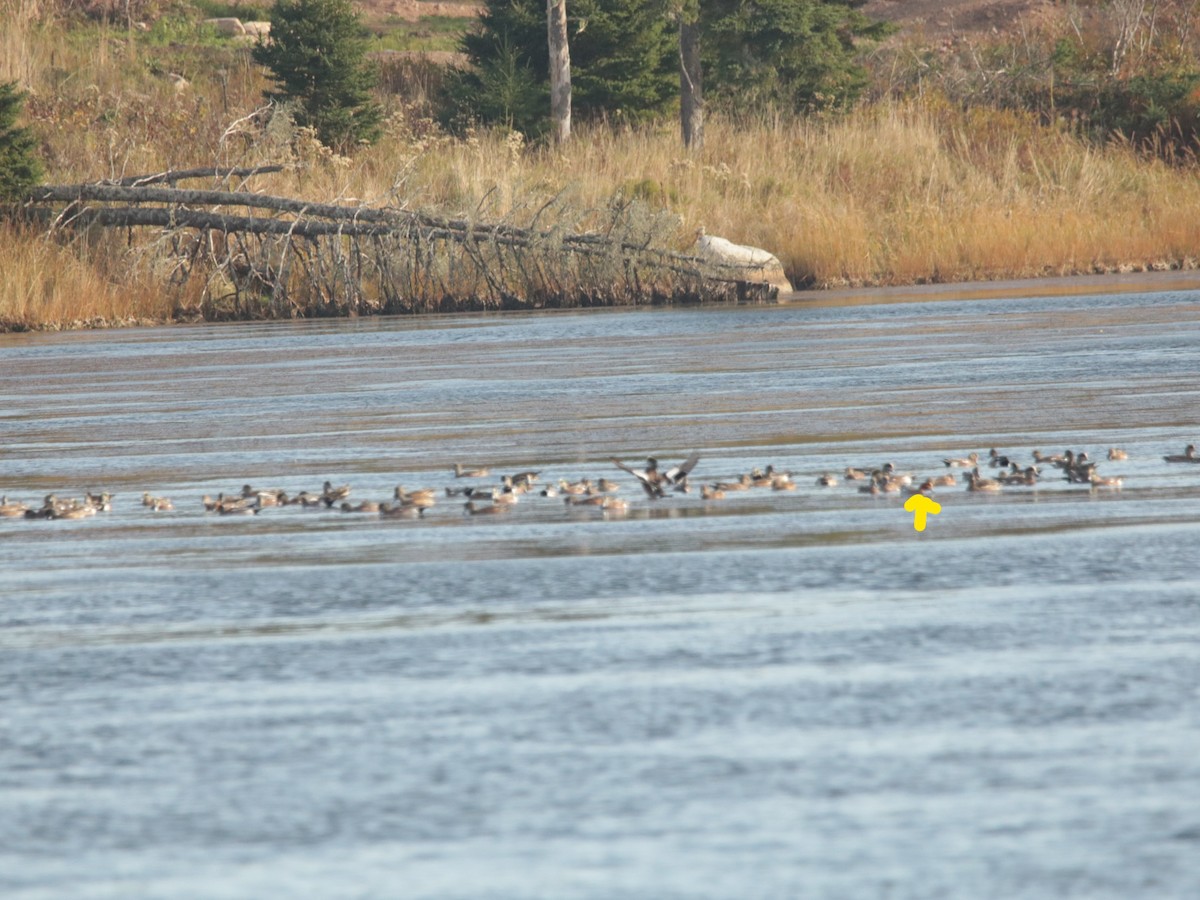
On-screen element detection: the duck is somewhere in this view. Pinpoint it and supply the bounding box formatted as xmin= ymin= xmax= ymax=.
xmin=880 ymin=462 xmax=914 ymax=486
xmin=218 ymin=499 xmax=258 ymax=515
xmin=0 ymin=497 xmax=29 ymax=517
xmin=815 ymin=473 xmax=839 ymax=487
xmin=749 ymin=465 xmax=778 ymax=487
xmin=771 ymin=474 xmax=796 ymax=491
xmin=611 ymin=453 xmax=700 ymax=499
xmin=594 ymin=478 xmax=621 ymax=493
xmin=379 ymin=502 xmax=424 ymax=518
xmin=394 ymin=486 xmax=437 ymax=507
xmin=843 ymin=467 xmax=869 ymax=481
xmin=987 ymin=448 xmax=1011 ymax=468
xmin=464 ymin=500 xmax=508 ymax=516
xmin=700 ymin=484 xmax=726 ymax=500
xmin=500 ymin=475 xmax=532 ymax=494
xmin=558 ymin=478 xmax=592 ymax=496
xmin=148 ymin=496 xmax=175 ymax=512
xmin=1064 ymin=461 xmax=1097 ymax=484
xmin=1089 ymin=473 xmax=1124 ymax=490
xmin=84 ymin=491 xmax=113 ymax=512
xmin=966 ymin=467 xmax=1002 ymax=492
xmin=1164 ymin=443 xmax=1199 ymax=463
xmin=943 ymin=451 xmax=980 ymax=468
xmin=1032 ymin=450 xmax=1064 ymax=465
xmin=1107 ymin=448 xmax=1129 ymax=461
xmin=453 ymin=463 xmax=490 ymax=478
xmin=928 ymin=473 xmax=957 ymax=487
xmin=712 ymin=474 xmax=753 ymax=492
xmin=1001 ymin=466 xmax=1039 ymax=486
xmin=566 ymin=494 xmax=607 ymax=507
xmin=904 ymin=480 xmax=936 ymax=498
xmin=508 ymin=470 xmax=541 ymax=488
xmin=857 ymin=478 xmax=884 ymax=495
xmin=601 ymin=497 xmax=629 ymax=513
xmin=340 ymin=500 xmax=381 ymax=513
xmin=322 ymin=481 xmax=351 ymax=504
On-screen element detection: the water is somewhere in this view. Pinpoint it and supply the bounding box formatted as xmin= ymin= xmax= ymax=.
xmin=3 ymin=281 xmax=1200 ymax=898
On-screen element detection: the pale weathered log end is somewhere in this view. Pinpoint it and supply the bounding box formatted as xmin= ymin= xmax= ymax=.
xmin=694 ymin=226 xmax=794 ymax=295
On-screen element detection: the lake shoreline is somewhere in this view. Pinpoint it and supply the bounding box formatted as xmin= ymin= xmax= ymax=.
xmin=7 ymin=264 xmax=1200 ymax=336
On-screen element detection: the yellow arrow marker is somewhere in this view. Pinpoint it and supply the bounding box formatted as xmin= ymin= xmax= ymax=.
xmin=903 ymin=494 xmax=942 ymax=532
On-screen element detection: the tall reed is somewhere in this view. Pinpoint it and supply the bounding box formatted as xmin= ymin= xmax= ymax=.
xmin=8 ymin=9 xmax=1200 ymax=329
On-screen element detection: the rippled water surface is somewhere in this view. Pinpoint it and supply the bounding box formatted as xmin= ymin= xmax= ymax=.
xmin=3 ymin=281 xmax=1200 ymax=898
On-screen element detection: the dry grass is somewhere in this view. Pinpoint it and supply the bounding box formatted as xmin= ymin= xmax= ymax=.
xmin=6 ymin=6 xmax=1200 ymax=329
xmin=0 ymin=223 xmax=172 ymax=329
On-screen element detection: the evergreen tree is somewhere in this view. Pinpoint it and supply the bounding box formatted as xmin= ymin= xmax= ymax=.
xmin=451 ymin=0 xmax=677 ymax=135
xmin=252 ymin=0 xmax=382 ymax=151
xmin=701 ymin=0 xmax=892 ymax=114
xmin=0 ymin=81 xmax=43 ymax=201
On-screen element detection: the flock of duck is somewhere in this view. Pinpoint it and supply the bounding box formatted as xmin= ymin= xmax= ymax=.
xmin=2 ymin=444 xmax=1197 ymax=523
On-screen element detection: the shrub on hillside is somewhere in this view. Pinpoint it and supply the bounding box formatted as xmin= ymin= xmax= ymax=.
xmin=0 ymin=81 xmax=43 ymax=201
xmin=252 ymin=0 xmax=382 ymax=152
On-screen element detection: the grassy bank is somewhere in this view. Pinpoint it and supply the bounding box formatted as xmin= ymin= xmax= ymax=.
xmin=4 ymin=3 xmax=1200 ymax=330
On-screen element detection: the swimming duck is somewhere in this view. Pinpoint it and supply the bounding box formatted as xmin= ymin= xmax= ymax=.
xmin=815 ymin=473 xmax=839 ymax=487
xmin=943 ymin=452 xmax=979 ymax=468
xmin=1001 ymin=466 xmax=1039 ymax=486
xmin=713 ymin=474 xmax=752 ymax=492
xmin=148 ymin=496 xmax=175 ymax=512
xmin=749 ymin=466 xmax=778 ymax=487
xmin=904 ymin=480 xmax=936 ymax=498
xmin=394 ymin=486 xmax=437 ymax=507
xmin=464 ymin=500 xmax=508 ymax=516
xmin=379 ymin=502 xmax=424 ymax=518
xmin=0 ymin=497 xmax=29 ymax=517
xmin=929 ymin=473 xmax=957 ymax=487
xmin=771 ymin=474 xmax=796 ymax=491
xmin=1089 ymin=473 xmax=1124 ymax=490
xmin=508 ymin=470 xmax=540 ymax=488
xmin=1032 ymin=450 xmax=1064 ymax=465
xmin=557 ymin=478 xmax=591 ymax=496
xmin=218 ymin=499 xmax=258 ymax=515
xmin=1064 ymin=462 xmax=1097 ymax=484
xmin=843 ymin=467 xmax=869 ymax=481
xmin=566 ymin=494 xmax=608 ymax=506
xmin=987 ymin=448 xmax=1011 ymax=468
xmin=1107 ymin=448 xmax=1128 ymax=461
xmin=1164 ymin=444 xmax=1199 ymax=463
xmin=84 ymin=491 xmax=113 ymax=511
xmin=322 ymin=481 xmax=351 ymax=505
xmin=340 ymin=500 xmax=381 ymax=513
xmin=966 ymin=468 xmax=1002 ymax=492
xmin=700 ymin=484 xmax=726 ymax=500
xmin=453 ymin=463 xmax=490 ymax=478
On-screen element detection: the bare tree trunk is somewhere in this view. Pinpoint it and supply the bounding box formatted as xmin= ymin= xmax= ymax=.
xmin=547 ymin=0 xmax=571 ymax=143
xmin=679 ymin=16 xmax=704 ymax=149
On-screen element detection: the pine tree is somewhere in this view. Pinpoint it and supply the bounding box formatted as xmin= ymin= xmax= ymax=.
xmin=252 ymin=0 xmax=382 ymax=152
xmin=451 ymin=0 xmax=677 ymax=135
xmin=0 ymin=81 xmax=43 ymax=201
xmin=701 ymin=0 xmax=892 ymax=114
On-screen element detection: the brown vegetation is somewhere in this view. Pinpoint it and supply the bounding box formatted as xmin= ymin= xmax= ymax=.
xmin=4 ymin=0 xmax=1200 ymax=331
